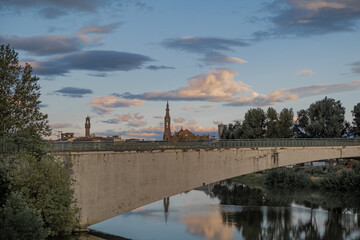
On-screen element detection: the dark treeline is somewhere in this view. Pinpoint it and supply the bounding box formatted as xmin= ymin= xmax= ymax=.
xmin=221 ymin=97 xmax=360 ymax=139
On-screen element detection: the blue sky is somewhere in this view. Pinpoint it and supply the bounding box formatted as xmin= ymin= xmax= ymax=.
xmin=1 ymin=0 xmax=360 ymax=140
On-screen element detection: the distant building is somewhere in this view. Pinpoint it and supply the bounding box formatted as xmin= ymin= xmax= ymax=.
xmin=218 ymin=124 xmax=225 ymax=140
xmin=163 ymin=102 xmax=209 ymax=141
xmin=60 ymin=132 xmax=75 ymax=141
xmin=56 ymin=117 xmax=124 ymax=142
xmin=85 ymin=116 xmax=91 ymax=138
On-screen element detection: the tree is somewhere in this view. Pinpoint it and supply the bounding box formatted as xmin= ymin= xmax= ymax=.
xmin=294 ymin=97 xmax=345 ymax=138
xmin=352 ymin=103 xmax=360 ymax=137
xmin=242 ymin=108 xmax=266 ymax=139
xmin=278 ymin=108 xmax=294 ymax=138
xmin=0 ymin=191 xmax=49 ymax=240
xmin=293 ymin=109 xmax=309 ymax=138
xmin=9 ymin=153 xmax=79 ymax=236
xmin=0 ymin=45 xmax=50 ymax=137
xmin=266 ymin=107 xmax=279 ymax=138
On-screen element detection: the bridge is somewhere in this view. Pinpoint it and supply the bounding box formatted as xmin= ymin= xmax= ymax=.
xmin=52 ymin=138 xmax=360 ymax=227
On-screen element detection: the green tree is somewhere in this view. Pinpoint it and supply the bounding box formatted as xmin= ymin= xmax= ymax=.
xmin=0 ymin=45 xmax=50 ymax=137
xmin=0 ymin=191 xmax=49 ymax=240
xmin=266 ymin=107 xmax=279 ymax=138
xmin=278 ymin=108 xmax=294 ymax=138
xmin=294 ymin=97 xmax=345 ymax=138
xmin=352 ymin=103 xmax=360 ymax=137
xmin=242 ymin=108 xmax=266 ymax=139
xmin=8 ymin=153 xmax=79 ymax=236
xmin=293 ymin=109 xmax=309 ymax=138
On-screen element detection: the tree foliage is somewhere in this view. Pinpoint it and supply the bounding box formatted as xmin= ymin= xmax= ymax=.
xmin=0 ymin=191 xmax=49 ymax=240
xmin=0 ymin=46 xmax=78 ymax=237
xmin=278 ymin=108 xmax=294 ymax=138
xmin=266 ymin=107 xmax=279 ymax=138
xmin=242 ymin=108 xmax=266 ymax=139
xmin=5 ymin=153 xmax=79 ymax=236
xmin=222 ymin=107 xmax=294 ymax=139
xmin=352 ymin=103 xmax=360 ymax=137
xmin=294 ymin=97 xmax=345 ymax=138
xmin=0 ymin=45 xmax=50 ymax=137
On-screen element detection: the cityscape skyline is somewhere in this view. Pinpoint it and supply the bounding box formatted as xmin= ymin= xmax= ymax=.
xmin=1 ymin=0 xmax=360 ymax=140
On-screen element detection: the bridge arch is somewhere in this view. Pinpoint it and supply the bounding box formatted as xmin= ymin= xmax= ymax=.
xmin=56 ymin=141 xmax=360 ymax=227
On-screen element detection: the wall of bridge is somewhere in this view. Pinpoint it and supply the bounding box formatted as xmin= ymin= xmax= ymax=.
xmin=57 ymin=145 xmax=360 ymax=227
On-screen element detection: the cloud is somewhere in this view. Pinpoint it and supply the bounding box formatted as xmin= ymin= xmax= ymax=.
xmin=0 ymin=0 xmax=105 ymax=13
xmin=78 ymin=22 xmax=121 ymax=35
xmin=174 ymin=118 xmax=186 ymax=123
xmin=90 ymin=96 xmax=145 ymax=115
xmin=120 ymin=69 xmax=251 ymax=102
xmin=53 ymin=87 xmax=93 ymax=98
xmin=256 ymin=0 xmax=360 ymax=38
xmin=182 ymin=213 xmax=235 ymax=240
xmin=350 ymin=61 xmax=360 ymax=74
xmin=162 ymin=36 xmax=248 ymax=65
xmin=182 ymin=104 xmax=197 ymax=111
xmin=146 ymin=65 xmax=175 ymax=70
xmin=225 ymin=80 xmax=360 ymax=107
xmin=128 ymin=120 xmax=147 ymax=127
xmin=182 ymin=103 xmax=214 ymax=112
xmin=118 ymin=68 xmax=360 ymax=107
xmin=102 ymin=113 xmax=145 ymax=127
xmin=39 ymin=104 xmax=48 ymax=108
xmin=297 ymin=69 xmax=314 ymax=77
xmin=201 ymin=104 xmax=215 ymax=109
xmin=30 ymin=50 xmax=152 ymax=76
xmin=200 ymin=53 xmax=247 ymax=65
xmin=38 ymin=7 xmax=68 ymax=19
xmin=88 ymin=73 xmax=107 ymax=77
xmin=0 ymin=35 xmax=84 ymax=55
xmin=49 ymin=123 xmax=72 ymax=129
xmin=76 ymin=22 xmax=122 ymax=44
xmin=0 ymin=1 xmax=151 ymax=19
xmin=187 ymin=120 xmax=197 ymax=126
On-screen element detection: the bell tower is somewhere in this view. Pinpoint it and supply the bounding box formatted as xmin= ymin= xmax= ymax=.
xmin=85 ymin=116 xmax=91 ymax=138
xmin=163 ymin=101 xmax=171 ymax=140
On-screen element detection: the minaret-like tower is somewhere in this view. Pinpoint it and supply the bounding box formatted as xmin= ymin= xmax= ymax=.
xmin=163 ymin=101 xmax=171 ymax=140
xmin=85 ymin=116 xmax=91 ymax=138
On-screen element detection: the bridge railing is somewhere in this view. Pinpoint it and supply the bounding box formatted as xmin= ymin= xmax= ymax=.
xmin=48 ymin=138 xmax=360 ymax=152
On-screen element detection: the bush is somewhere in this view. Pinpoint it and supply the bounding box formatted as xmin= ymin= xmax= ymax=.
xmin=0 ymin=191 xmax=49 ymax=240
xmin=264 ymin=168 xmax=312 ymax=189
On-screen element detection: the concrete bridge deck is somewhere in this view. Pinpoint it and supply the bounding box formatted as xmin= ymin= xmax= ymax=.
xmin=54 ymin=139 xmax=360 ymax=227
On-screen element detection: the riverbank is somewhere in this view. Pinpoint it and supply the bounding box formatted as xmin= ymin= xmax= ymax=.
xmin=231 ymin=160 xmax=360 ymax=192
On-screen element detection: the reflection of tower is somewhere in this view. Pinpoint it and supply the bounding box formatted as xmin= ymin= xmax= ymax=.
xmin=163 ymin=101 xmax=171 ymax=140
xmin=85 ymin=116 xmax=91 ymax=138
xmin=163 ymin=197 xmax=170 ymax=224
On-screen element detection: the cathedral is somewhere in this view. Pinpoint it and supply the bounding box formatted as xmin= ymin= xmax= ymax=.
xmin=163 ymin=102 xmax=209 ymax=141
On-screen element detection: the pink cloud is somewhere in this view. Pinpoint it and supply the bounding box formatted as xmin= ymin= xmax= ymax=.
xmin=90 ymin=96 xmax=145 ymax=114
xmin=174 ymin=117 xmax=186 ymax=123
xmin=297 ymin=69 xmax=314 ymax=77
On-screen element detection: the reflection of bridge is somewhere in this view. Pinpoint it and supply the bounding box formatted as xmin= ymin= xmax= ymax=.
xmin=53 ymin=139 xmax=360 ymax=227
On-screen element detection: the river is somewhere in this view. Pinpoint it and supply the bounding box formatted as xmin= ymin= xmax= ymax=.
xmin=68 ymin=182 xmax=360 ymax=240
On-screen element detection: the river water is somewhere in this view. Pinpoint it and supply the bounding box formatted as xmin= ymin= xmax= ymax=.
xmin=81 ymin=183 xmax=360 ymax=240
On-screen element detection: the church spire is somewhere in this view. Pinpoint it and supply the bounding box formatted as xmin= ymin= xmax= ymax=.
xmin=163 ymin=101 xmax=171 ymax=140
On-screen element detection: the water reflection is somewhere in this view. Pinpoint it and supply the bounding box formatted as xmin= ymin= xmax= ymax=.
xmin=87 ymin=184 xmax=360 ymax=240
xmin=213 ymin=183 xmax=360 ymax=240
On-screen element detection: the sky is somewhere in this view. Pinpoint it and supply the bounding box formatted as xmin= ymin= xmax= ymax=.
xmin=1 ymin=0 xmax=360 ymax=140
